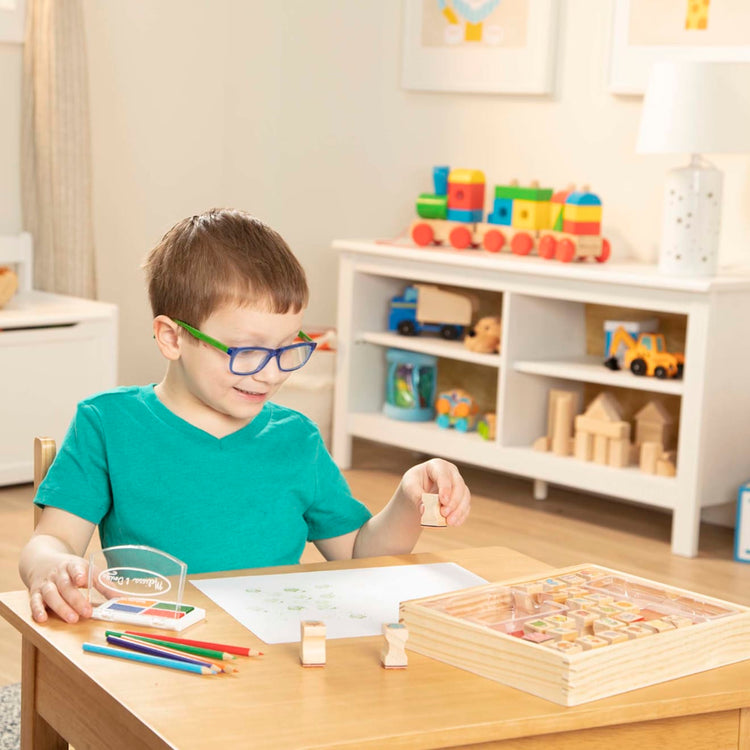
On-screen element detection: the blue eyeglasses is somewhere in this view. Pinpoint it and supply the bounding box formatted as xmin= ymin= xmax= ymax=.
xmin=174 ymin=320 xmax=317 ymax=376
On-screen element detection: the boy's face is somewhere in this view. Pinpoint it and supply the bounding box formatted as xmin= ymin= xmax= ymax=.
xmin=177 ymin=302 xmax=305 ymax=429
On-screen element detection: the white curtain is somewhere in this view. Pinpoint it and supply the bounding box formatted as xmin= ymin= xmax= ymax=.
xmin=21 ymin=0 xmax=96 ymax=298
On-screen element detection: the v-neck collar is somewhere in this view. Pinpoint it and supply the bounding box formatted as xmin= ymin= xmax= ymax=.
xmin=141 ymin=384 xmax=271 ymax=446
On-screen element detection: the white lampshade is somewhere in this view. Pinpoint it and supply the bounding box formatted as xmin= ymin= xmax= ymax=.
xmin=637 ymin=61 xmax=750 ymax=155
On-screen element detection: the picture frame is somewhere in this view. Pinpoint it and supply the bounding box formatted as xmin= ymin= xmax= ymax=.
xmin=0 ymin=0 xmax=25 ymax=44
xmin=401 ymin=0 xmax=559 ymax=95
xmin=609 ymin=0 xmax=750 ymax=95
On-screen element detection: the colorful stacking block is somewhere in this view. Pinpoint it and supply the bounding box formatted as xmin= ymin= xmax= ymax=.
xmin=447 ymin=169 xmax=485 ymax=212
xmin=416 ymin=193 xmax=448 ymax=220
xmin=447 ymin=208 xmax=483 ymax=223
xmin=564 ymin=204 xmax=602 ymax=223
xmin=494 ymin=184 xmax=553 ymax=202
xmin=487 ymin=197 xmax=513 ymax=225
xmin=512 ymin=199 xmax=550 ymax=231
xmin=563 ymin=220 xmax=601 ymax=236
xmin=550 ymin=187 xmax=574 ymax=231
xmin=433 ymin=166 xmax=450 ymax=196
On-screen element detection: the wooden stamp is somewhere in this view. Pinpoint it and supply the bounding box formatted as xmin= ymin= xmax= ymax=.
xmin=381 ymin=623 xmax=409 ymax=669
xmin=300 ymin=620 xmax=326 ymax=667
xmin=598 ymin=629 xmax=628 ymax=645
xmin=577 ymin=635 xmax=608 ymax=650
xmin=522 ymin=631 xmax=554 ymax=644
xmin=421 ymin=493 xmax=447 ymax=527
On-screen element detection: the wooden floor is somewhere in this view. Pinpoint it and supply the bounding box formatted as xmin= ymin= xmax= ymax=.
xmin=1 ymin=438 xmax=748 ymax=688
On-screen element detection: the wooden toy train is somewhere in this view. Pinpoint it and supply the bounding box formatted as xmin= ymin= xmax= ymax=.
xmin=410 ymin=166 xmax=611 ymax=264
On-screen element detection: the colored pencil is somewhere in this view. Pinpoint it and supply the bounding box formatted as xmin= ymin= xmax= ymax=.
xmin=105 ymin=635 xmax=221 ymax=673
xmin=113 ymin=631 xmax=236 ymax=661
xmin=105 ymin=633 xmax=238 ymax=674
xmin=124 ymin=630 xmax=262 ymax=657
xmin=82 ymin=642 xmax=215 ymax=675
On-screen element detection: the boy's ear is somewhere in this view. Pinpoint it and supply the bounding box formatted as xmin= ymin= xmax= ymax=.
xmin=153 ymin=316 xmax=182 ymax=361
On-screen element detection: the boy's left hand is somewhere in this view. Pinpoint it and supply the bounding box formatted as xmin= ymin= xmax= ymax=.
xmin=399 ymin=458 xmax=471 ymax=526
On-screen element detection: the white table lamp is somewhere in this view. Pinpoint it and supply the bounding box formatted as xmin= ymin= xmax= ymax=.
xmin=636 ymin=61 xmax=750 ymax=276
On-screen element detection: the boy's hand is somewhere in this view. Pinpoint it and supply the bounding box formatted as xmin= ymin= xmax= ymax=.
xmin=28 ymin=557 xmax=92 ymax=624
xmin=400 ymin=458 xmax=471 ymax=527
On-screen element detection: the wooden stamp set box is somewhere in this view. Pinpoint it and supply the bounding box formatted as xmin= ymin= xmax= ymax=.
xmin=399 ymin=564 xmax=750 ymax=706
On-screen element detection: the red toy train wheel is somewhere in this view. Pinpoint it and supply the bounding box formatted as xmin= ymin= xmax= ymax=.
xmin=538 ymin=235 xmax=556 ymax=260
xmin=510 ymin=233 xmax=533 ymax=256
xmin=596 ymin=238 xmax=611 ymax=263
xmin=556 ymin=239 xmax=576 ymax=263
xmin=482 ymin=229 xmax=505 ymax=253
xmin=411 ymin=222 xmax=434 ymax=247
xmin=449 ymin=225 xmax=473 ymax=250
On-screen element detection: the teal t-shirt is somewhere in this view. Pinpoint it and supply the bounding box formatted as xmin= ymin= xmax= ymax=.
xmin=35 ymin=385 xmax=372 ymax=573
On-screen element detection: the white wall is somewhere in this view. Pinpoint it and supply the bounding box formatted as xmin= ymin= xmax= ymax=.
xmin=3 ymin=0 xmax=750 ymax=386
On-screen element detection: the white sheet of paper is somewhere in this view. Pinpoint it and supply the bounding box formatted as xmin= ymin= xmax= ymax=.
xmin=190 ymin=563 xmax=486 ymax=644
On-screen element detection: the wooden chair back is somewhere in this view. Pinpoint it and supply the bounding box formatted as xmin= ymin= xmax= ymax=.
xmin=33 ymin=436 xmax=56 ymax=527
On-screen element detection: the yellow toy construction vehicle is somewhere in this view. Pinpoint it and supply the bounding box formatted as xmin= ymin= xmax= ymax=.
xmin=603 ymin=326 xmax=684 ymax=379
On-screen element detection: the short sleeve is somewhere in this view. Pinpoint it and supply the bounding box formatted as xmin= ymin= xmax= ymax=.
xmin=304 ymin=432 xmax=372 ymax=541
xmin=35 ymin=402 xmax=113 ymax=523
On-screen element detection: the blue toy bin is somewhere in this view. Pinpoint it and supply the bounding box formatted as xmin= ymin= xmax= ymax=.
xmin=383 ymin=348 xmax=437 ymax=422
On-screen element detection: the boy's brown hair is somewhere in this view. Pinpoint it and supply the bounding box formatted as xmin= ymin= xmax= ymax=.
xmin=144 ymin=208 xmax=309 ymax=326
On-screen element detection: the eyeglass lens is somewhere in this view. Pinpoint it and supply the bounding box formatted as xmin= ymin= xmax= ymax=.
xmin=231 ymin=344 xmax=313 ymax=374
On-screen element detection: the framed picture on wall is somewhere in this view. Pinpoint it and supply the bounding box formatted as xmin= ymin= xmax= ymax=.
xmin=609 ymin=0 xmax=750 ymax=95
xmin=0 ymin=0 xmax=25 ymax=43
xmin=401 ymin=0 xmax=559 ymax=95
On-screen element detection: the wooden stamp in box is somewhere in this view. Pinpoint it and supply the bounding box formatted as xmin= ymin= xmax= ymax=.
xmin=399 ymin=564 xmax=750 ymax=706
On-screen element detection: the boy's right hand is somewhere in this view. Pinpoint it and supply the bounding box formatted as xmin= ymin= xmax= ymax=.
xmin=27 ymin=556 xmax=92 ymax=624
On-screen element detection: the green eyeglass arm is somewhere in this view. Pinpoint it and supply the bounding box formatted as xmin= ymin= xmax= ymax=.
xmin=297 ymin=330 xmax=314 ymax=342
xmin=174 ymin=320 xmax=229 ymax=353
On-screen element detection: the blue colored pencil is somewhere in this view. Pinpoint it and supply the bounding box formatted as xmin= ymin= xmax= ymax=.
xmin=82 ymin=642 xmax=215 ymax=675
xmin=105 ymin=635 xmax=220 ymax=672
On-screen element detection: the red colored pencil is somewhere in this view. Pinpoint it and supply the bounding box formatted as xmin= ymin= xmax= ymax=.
xmin=124 ymin=630 xmax=263 ymax=657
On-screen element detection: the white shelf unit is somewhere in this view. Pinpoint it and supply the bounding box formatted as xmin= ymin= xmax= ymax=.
xmin=0 ymin=234 xmax=118 ymax=485
xmin=332 ymin=239 xmax=750 ymax=557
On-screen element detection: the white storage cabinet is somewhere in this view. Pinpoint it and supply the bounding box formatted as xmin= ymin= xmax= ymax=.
xmin=0 ymin=234 xmax=118 ymax=485
xmin=332 ymin=239 xmax=750 ymax=558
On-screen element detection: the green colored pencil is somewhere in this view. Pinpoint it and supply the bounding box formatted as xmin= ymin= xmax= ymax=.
xmin=104 ymin=630 xmax=236 ymax=661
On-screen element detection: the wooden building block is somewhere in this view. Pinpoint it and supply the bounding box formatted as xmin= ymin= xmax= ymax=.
xmin=551 ymin=391 xmax=575 ymax=456
xmin=656 ymin=457 xmax=677 ymax=477
xmin=592 ymin=434 xmax=609 ymax=465
xmin=532 ymin=436 xmax=550 ymax=452
xmin=583 ymin=392 xmax=623 ymax=422
xmin=547 ymin=389 xmax=579 ymax=441
xmin=381 ymin=623 xmax=409 ymax=669
xmin=573 ymin=430 xmax=593 ymax=461
xmin=421 ymin=493 xmax=447 ymax=527
xmin=300 ymin=620 xmax=326 ymax=667
xmin=635 ymin=400 xmax=673 ymax=448
xmin=608 ymin=438 xmax=631 ymax=468
xmin=575 ymin=415 xmax=630 ymax=440
xmin=640 ymin=441 xmax=661 ymax=474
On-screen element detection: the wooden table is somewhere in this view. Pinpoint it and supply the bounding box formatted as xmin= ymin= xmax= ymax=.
xmin=2 ymin=546 xmax=750 ymax=749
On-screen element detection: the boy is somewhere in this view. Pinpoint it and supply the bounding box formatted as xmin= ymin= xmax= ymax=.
xmin=19 ymin=208 xmax=471 ymax=624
